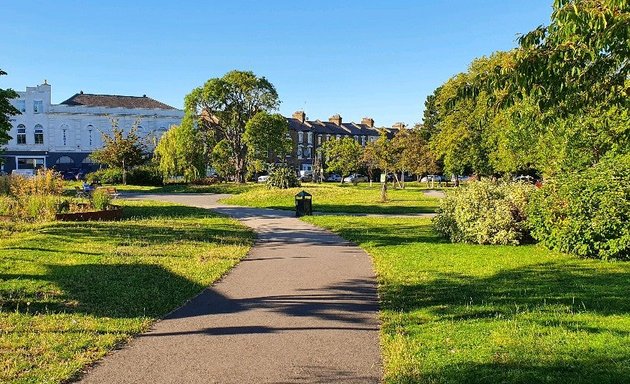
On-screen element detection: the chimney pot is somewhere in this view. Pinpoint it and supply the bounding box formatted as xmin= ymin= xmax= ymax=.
xmin=292 ymin=111 xmax=306 ymax=123
xmin=329 ymin=114 xmax=342 ymax=125
xmin=392 ymin=122 xmax=406 ymax=129
xmin=361 ymin=117 xmax=374 ymax=128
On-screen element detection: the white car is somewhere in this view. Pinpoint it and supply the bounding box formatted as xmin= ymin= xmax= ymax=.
xmin=325 ymin=174 xmax=342 ymax=182
xmin=257 ymin=175 xmax=269 ymax=183
xmin=420 ymin=175 xmax=443 ymax=183
xmin=343 ymin=174 xmax=368 ymax=183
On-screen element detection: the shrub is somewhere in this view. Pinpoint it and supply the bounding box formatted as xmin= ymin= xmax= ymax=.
xmin=433 ymin=180 xmax=535 ymax=245
xmin=0 ymin=196 xmax=15 ymax=215
xmin=126 ymin=165 xmax=163 ymax=186
xmin=266 ymin=165 xmax=300 ymax=189
xmin=18 ymin=195 xmax=63 ymax=221
xmin=87 ymin=168 xmax=123 ymax=184
xmin=9 ymin=169 xmax=64 ymax=197
xmin=91 ymin=189 xmax=112 ymax=211
xmin=527 ymin=154 xmax=629 ymax=260
xmin=0 ymin=176 xmax=9 ymax=195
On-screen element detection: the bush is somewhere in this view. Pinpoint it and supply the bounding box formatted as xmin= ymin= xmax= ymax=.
xmin=87 ymin=168 xmax=123 ymax=184
xmin=0 ymin=196 xmax=15 ymax=215
xmin=527 ymin=154 xmax=629 ymax=260
xmin=9 ymin=169 xmax=64 ymax=197
xmin=126 ymin=165 xmax=163 ymax=186
xmin=18 ymin=195 xmax=64 ymax=221
xmin=0 ymin=175 xmax=9 ymax=195
xmin=266 ymin=165 xmax=300 ymax=189
xmin=91 ymin=189 xmax=112 ymax=211
xmin=433 ymin=180 xmax=535 ymax=245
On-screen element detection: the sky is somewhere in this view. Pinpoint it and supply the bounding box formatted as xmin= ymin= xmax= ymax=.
xmin=1 ymin=1 xmax=552 ymax=127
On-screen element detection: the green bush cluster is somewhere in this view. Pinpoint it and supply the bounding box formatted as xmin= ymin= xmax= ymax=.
xmin=87 ymin=168 xmax=123 ymax=184
xmin=528 ymin=154 xmax=629 ymax=260
xmin=126 ymin=165 xmax=163 ymax=186
xmin=433 ymin=180 xmax=535 ymax=245
xmin=266 ymin=165 xmax=300 ymax=189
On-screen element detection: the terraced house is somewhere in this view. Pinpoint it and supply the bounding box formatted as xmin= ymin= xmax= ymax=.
xmin=2 ymin=82 xmax=184 ymax=174
xmin=287 ymin=111 xmax=403 ymax=173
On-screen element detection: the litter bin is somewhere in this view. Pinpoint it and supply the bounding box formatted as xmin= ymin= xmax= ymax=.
xmin=295 ymin=190 xmax=312 ymax=217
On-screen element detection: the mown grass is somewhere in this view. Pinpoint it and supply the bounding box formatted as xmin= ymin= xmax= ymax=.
xmin=0 ymin=200 xmax=254 ymax=383
xmin=222 ymin=182 xmax=441 ymax=214
xmin=63 ymin=181 xmax=260 ymax=195
xmin=303 ymin=216 xmax=630 ymax=384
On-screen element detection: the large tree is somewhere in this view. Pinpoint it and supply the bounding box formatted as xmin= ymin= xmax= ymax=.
xmin=154 ymin=120 xmax=205 ymax=182
xmin=243 ymin=111 xmax=292 ymax=166
xmin=90 ymin=119 xmax=148 ymax=184
xmin=321 ymin=137 xmax=363 ymax=184
xmin=184 ymin=70 xmax=280 ymax=183
xmin=0 ymin=69 xmax=20 ymax=160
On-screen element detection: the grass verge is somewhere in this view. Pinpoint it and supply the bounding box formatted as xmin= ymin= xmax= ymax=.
xmin=303 ymin=215 xmax=630 ymax=384
xmin=222 ymin=182 xmax=440 ymax=214
xmin=0 ymin=200 xmax=254 ymax=383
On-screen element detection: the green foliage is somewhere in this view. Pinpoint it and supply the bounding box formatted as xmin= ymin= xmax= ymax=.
xmin=395 ymin=127 xmax=438 ymax=178
xmin=126 ymin=164 xmax=163 ymax=186
xmin=211 ymin=139 xmax=237 ymax=181
xmin=528 ymin=154 xmax=630 ymax=260
xmin=266 ymin=165 xmax=300 ymax=189
xmin=322 ymin=136 xmax=364 ymax=182
xmin=8 ymin=169 xmax=64 ymax=197
xmin=434 ymin=180 xmax=535 ymax=245
xmin=0 ymin=175 xmax=10 ymax=195
xmin=87 ymin=168 xmax=123 ymax=184
xmin=0 ymin=195 xmax=15 ymax=215
xmin=153 ymin=122 xmax=205 ymax=182
xmin=0 ymin=69 xmax=20 ymax=151
xmin=90 ymin=119 xmax=148 ymax=176
xmin=244 ymin=111 xmax=292 ymax=165
xmin=184 ymin=70 xmax=280 ymax=182
xmin=90 ymin=189 xmax=112 ymax=211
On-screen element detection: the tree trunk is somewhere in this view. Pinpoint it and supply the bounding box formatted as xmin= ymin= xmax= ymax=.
xmin=380 ymin=181 xmax=388 ymax=202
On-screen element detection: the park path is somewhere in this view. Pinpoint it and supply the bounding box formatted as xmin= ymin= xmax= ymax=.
xmin=79 ymin=194 xmax=381 ymax=384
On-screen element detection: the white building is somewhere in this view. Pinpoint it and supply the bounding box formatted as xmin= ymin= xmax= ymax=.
xmin=2 ymin=82 xmax=183 ymax=173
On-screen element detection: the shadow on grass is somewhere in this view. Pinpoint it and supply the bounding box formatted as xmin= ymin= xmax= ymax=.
xmin=0 ymin=263 xmax=205 ymax=318
xmin=263 ymin=204 xmax=438 ymax=215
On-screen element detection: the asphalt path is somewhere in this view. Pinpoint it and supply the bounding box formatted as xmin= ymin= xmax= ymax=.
xmin=78 ymin=194 xmax=382 ymax=384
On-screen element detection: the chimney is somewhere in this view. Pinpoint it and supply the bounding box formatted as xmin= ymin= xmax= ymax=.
xmin=361 ymin=117 xmax=374 ymax=128
xmin=392 ymin=122 xmax=406 ymax=130
xmin=292 ymin=111 xmax=306 ymax=123
xmin=329 ymin=114 xmax=342 ymax=125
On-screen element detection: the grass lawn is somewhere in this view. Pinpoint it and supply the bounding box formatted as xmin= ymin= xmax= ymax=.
xmin=0 ymin=200 xmax=254 ymax=383
xmin=222 ymin=182 xmax=441 ymax=214
xmin=303 ymin=216 xmax=630 ymax=384
xmin=63 ymin=181 xmax=260 ymax=195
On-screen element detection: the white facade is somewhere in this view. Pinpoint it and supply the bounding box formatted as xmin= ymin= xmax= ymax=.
xmin=2 ymin=82 xmax=183 ymax=172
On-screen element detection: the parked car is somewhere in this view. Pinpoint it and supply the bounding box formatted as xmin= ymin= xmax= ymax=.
xmin=12 ymin=169 xmax=36 ymax=177
xmin=325 ymin=173 xmax=342 ymax=182
xmin=420 ymin=175 xmax=443 ymax=183
xmin=299 ymin=170 xmax=313 ymax=182
xmin=257 ymin=175 xmax=269 ymax=183
xmin=343 ymin=174 xmax=368 ymax=183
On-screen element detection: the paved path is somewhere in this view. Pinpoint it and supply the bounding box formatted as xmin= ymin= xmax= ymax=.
xmin=79 ymin=194 xmax=381 ymax=384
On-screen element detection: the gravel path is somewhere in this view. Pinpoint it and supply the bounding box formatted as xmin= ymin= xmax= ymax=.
xmin=78 ymin=194 xmax=381 ymax=384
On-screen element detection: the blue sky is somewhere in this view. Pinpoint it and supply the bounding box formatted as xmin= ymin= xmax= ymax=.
xmin=1 ymin=1 xmax=552 ymax=126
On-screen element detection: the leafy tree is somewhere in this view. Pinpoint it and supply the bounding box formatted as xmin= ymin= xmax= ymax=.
xmin=211 ymin=139 xmax=236 ymax=181
xmin=371 ymin=130 xmax=403 ymax=186
xmin=154 ymin=121 xmax=205 ymax=182
xmin=321 ymin=137 xmax=363 ymax=184
xmin=398 ymin=126 xmax=439 ymax=180
xmin=243 ymin=111 xmax=292 ymax=166
xmin=0 ymin=69 xmax=20 ymax=161
xmin=185 ymin=70 xmax=280 ymax=183
xmin=361 ymin=141 xmax=380 ymax=186
xmin=90 ymin=119 xmax=148 ymax=184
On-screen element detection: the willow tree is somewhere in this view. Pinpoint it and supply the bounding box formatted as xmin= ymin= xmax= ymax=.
xmin=0 ymin=70 xmax=19 ymax=160
xmin=154 ymin=121 xmax=205 ymax=182
xmin=184 ymin=70 xmax=280 ymax=183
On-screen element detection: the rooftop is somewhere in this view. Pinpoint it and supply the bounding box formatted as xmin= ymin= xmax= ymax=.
xmin=60 ymin=92 xmax=177 ymax=110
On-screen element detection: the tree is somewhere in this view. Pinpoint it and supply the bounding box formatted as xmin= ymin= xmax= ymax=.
xmin=398 ymin=126 xmax=438 ymax=181
xmin=154 ymin=121 xmax=205 ymax=182
xmin=184 ymin=70 xmax=280 ymax=183
xmin=211 ymin=139 xmax=236 ymax=182
xmin=90 ymin=119 xmax=148 ymax=184
xmin=0 ymin=69 xmax=20 ymax=160
xmin=373 ymin=130 xmax=404 ymax=187
xmin=243 ymin=111 xmax=292 ymax=166
xmin=321 ymin=137 xmax=363 ymax=184
xmin=361 ymin=141 xmax=380 ymax=186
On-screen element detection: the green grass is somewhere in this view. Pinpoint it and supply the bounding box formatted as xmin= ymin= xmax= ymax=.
xmin=0 ymin=200 xmax=254 ymax=383
xmin=63 ymin=181 xmax=260 ymax=195
xmin=222 ymin=182 xmax=441 ymax=214
xmin=302 ymin=216 xmax=630 ymax=384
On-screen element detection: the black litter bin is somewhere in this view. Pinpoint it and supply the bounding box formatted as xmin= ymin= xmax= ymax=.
xmin=295 ymin=190 xmax=312 ymax=217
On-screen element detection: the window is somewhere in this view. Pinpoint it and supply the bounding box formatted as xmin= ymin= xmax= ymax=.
xmin=17 ymin=124 xmax=26 ymax=144
xmin=317 ymin=135 xmax=322 ymax=145
xmin=55 ymin=156 xmax=75 ymax=165
xmin=87 ymin=125 xmax=94 ymax=147
xmin=361 ymin=136 xmax=366 ymax=146
xmin=304 ymin=147 xmax=312 ymax=159
xmin=297 ymin=145 xmax=303 ymax=159
xmin=17 ymin=157 xmax=45 ymax=169
xmin=326 ymin=134 xmax=331 ymax=141
xmin=307 ymin=132 xmax=313 ymax=144
xmin=62 ymin=129 xmax=67 ymax=146
xmin=354 ymin=135 xmax=359 ymax=142
xmin=16 ymin=100 xmax=26 ymax=113
xmin=336 ymin=134 xmax=341 ymax=140
xmin=33 ymin=100 xmax=43 ymax=114
xmin=298 ymin=131 xmax=304 ymax=143
xmin=34 ymin=125 xmax=44 ymax=145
